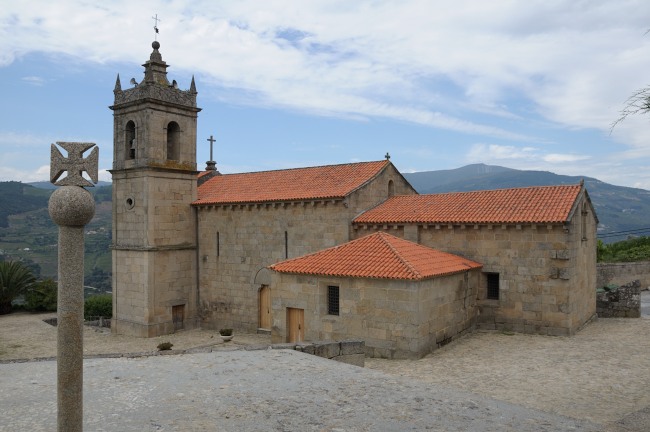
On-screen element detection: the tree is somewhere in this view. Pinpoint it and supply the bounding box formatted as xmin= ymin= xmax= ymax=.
xmin=611 ymin=86 xmax=650 ymax=130
xmin=0 ymin=261 xmax=36 ymax=314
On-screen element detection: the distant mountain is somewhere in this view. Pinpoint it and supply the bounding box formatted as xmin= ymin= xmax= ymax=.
xmin=28 ymin=180 xmax=112 ymax=190
xmin=403 ymin=164 xmax=650 ymax=242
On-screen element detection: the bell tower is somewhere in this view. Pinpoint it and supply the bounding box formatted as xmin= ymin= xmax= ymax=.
xmin=110 ymin=41 xmax=201 ymax=337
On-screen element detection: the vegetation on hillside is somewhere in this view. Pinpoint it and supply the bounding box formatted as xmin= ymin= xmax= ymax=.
xmin=0 ymin=182 xmax=51 ymax=228
xmin=0 ymin=183 xmax=112 ymax=286
xmin=597 ymin=236 xmax=650 ymax=262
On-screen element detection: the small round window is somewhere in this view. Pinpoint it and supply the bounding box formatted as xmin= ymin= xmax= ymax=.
xmin=125 ymin=197 xmax=135 ymax=210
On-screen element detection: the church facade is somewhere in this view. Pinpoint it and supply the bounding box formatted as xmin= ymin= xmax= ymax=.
xmin=110 ymin=42 xmax=597 ymax=357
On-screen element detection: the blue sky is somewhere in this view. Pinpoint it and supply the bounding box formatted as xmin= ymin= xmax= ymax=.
xmin=2 ymin=1 xmax=650 ymax=189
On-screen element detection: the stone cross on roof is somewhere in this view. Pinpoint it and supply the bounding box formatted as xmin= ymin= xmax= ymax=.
xmin=50 ymin=142 xmax=99 ymax=187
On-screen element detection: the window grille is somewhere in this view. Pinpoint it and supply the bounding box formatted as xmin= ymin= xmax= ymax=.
xmin=486 ymin=273 xmax=500 ymax=300
xmin=327 ymin=285 xmax=340 ymax=315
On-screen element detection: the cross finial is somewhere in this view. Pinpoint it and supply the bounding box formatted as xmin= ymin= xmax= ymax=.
xmin=206 ymin=135 xmax=217 ymax=171
xmin=385 ymin=152 xmax=391 ymax=160
xmin=50 ymin=142 xmax=98 ymax=187
xmin=152 ymin=14 xmax=161 ymax=40
xmin=207 ymin=135 xmax=216 ymax=161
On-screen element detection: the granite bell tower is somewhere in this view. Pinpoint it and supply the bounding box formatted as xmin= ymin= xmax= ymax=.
xmin=110 ymin=41 xmax=201 ymax=336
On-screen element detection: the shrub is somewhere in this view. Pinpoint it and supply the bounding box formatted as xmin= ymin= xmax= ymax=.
xmin=219 ymin=328 xmax=233 ymax=336
xmin=84 ymin=294 xmax=112 ymax=320
xmin=0 ymin=261 xmax=36 ymax=314
xmin=157 ymin=342 xmax=173 ymax=351
xmin=25 ymin=278 xmax=57 ymax=312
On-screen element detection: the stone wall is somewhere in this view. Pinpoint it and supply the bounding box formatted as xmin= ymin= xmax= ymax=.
xmin=196 ymin=163 xmax=416 ymax=332
xmin=597 ymin=261 xmax=650 ymax=290
xmin=270 ymin=270 xmax=480 ymax=359
xmin=267 ymin=340 xmax=365 ymax=367
xmin=596 ymin=280 xmax=641 ymax=318
xmin=352 ymin=193 xmax=597 ymax=336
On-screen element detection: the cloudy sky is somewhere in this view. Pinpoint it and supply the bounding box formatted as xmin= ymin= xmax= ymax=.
xmin=2 ymin=1 xmax=650 ymax=188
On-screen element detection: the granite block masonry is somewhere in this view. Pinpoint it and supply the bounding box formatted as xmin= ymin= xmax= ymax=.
xmin=49 ymin=141 xmax=98 ymax=432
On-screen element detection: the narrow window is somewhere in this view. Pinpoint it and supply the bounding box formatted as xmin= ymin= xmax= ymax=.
xmin=327 ymin=285 xmax=340 ymax=315
xmin=216 ymin=231 xmax=220 ymax=257
xmin=125 ymin=120 xmax=136 ymax=160
xmin=486 ymin=273 xmax=500 ymax=300
xmin=581 ymin=202 xmax=588 ymax=241
xmin=166 ymin=121 xmax=180 ymax=161
xmin=388 ymin=179 xmax=395 ymax=197
xmin=284 ymin=230 xmax=288 ymax=259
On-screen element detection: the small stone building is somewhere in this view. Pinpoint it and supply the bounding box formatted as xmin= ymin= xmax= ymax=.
xmin=353 ymin=184 xmax=598 ymax=336
xmin=269 ymin=232 xmax=483 ymax=359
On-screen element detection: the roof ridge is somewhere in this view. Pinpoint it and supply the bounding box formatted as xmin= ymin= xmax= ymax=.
xmin=207 ymin=160 xmax=388 ymax=177
xmin=420 ymin=183 xmax=582 ymax=197
xmin=376 ymin=232 xmax=421 ymax=280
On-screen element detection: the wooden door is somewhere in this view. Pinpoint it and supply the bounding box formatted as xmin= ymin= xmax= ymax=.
xmin=259 ymin=285 xmax=272 ymax=330
xmin=286 ymin=308 xmax=304 ymax=343
xmin=172 ymin=304 xmax=184 ymax=331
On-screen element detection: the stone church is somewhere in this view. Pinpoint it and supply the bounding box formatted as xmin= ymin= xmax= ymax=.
xmin=110 ymin=42 xmax=598 ymax=358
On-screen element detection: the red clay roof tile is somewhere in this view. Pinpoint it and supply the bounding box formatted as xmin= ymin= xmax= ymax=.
xmin=194 ymin=160 xmax=389 ymax=205
xmin=269 ymin=232 xmax=482 ymax=280
xmin=354 ymin=184 xmax=582 ymax=225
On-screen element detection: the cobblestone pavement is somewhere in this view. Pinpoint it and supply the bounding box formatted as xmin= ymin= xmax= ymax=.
xmin=1 ymin=349 xmax=602 ymax=432
xmin=1 ymin=314 xmax=648 ymax=431
xmin=366 ymin=317 xmax=650 ymax=428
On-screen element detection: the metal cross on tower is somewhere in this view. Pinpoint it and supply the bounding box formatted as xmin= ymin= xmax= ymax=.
xmin=50 ymin=142 xmax=99 ymax=187
xmin=152 ymin=14 xmax=161 ymax=40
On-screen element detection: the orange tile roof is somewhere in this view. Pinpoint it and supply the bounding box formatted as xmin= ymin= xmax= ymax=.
xmin=194 ymin=160 xmax=390 ymax=205
xmin=354 ymin=184 xmax=582 ymax=225
xmin=269 ymin=232 xmax=482 ymax=281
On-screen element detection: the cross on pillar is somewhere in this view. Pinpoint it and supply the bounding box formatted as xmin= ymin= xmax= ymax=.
xmin=206 ymin=135 xmax=217 ymax=171
xmin=207 ymin=135 xmax=216 ymax=162
xmin=50 ymin=142 xmax=98 ymax=187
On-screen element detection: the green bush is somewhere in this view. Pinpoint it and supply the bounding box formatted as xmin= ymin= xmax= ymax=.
xmin=84 ymin=294 xmax=112 ymax=320
xmin=25 ymin=278 xmax=57 ymax=312
xmin=0 ymin=261 xmax=36 ymax=314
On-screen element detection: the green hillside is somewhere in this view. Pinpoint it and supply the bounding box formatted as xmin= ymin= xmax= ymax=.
xmin=0 ymin=182 xmax=112 ymax=290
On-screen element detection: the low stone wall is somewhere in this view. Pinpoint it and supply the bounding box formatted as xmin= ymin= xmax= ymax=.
xmin=597 ymin=280 xmax=641 ymax=318
xmin=261 ymin=340 xmax=365 ymax=367
xmin=597 ymin=262 xmax=650 ymax=289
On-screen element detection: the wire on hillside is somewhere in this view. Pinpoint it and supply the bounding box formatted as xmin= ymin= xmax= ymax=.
xmin=598 ymin=227 xmax=650 ymax=239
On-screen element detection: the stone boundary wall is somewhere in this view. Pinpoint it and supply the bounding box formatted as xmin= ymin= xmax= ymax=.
xmin=597 ymin=280 xmax=641 ymax=318
xmin=2 ymin=339 xmax=366 ymax=367
xmin=597 ymin=261 xmax=650 ymax=289
xmin=268 ymin=340 xmax=365 ymax=367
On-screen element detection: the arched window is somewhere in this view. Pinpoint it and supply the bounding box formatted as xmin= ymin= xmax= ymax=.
xmin=388 ymin=179 xmax=395 ymax=197
xmin=125 ymin=121 xmax=136 ymax=160
xmin=166 ymin=121 xmax=181 ymax=161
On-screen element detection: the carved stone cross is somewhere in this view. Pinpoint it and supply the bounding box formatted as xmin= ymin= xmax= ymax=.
xmin=50 ymin=142 xmax=99 ymax=187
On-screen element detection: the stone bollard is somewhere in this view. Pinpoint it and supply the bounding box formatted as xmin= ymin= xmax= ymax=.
xmin=48 ymin=142 xmax=98 ymax=432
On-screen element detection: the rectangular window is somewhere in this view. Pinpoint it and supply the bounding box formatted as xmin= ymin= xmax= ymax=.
xmin=486 ymin=273 xmax=500 ymax=300
xmin=327 ymin=285 xmax=340 ymax=315
xmin=285 ymin=231 xmax=288 ymax=259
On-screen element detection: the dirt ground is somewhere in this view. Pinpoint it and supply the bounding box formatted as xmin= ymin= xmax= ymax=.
xmin=1 ymin=311 xmax=649 ymax=427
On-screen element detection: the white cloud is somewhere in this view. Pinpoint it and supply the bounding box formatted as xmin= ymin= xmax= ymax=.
xmin=3 ymin=1 xmax=650 ymax=187
xmin=3 ymin=0 xmax=649 ymax=143
xmin=21 ymin=76 xmax=45 ymax=86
